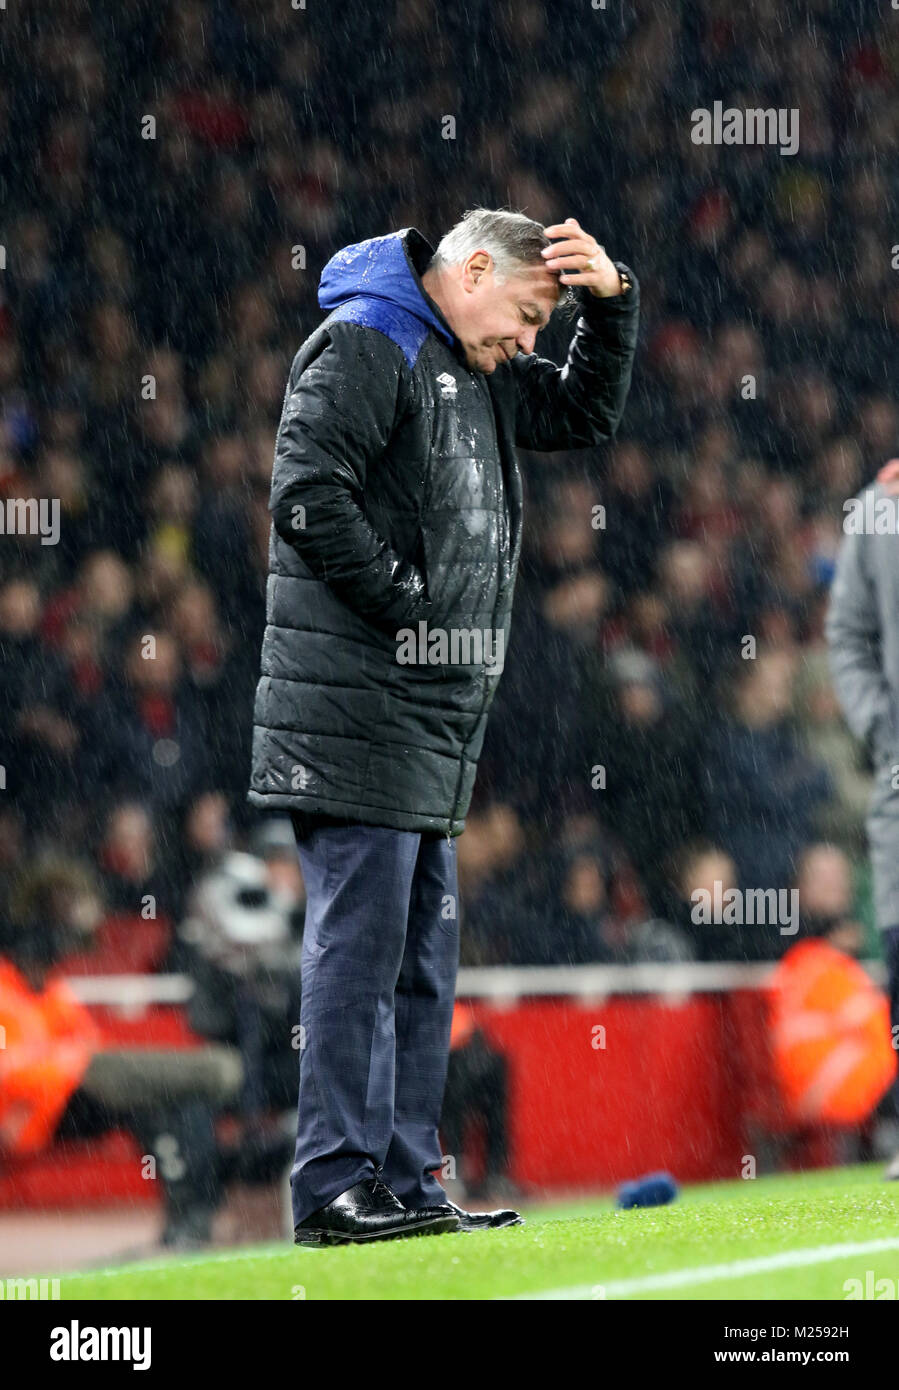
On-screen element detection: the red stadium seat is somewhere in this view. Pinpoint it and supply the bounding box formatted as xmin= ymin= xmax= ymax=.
xmin=62 ymin=913 xmax=172 ymax=977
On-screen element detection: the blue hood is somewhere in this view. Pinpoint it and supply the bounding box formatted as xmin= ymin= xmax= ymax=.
xmin=318 ymin=229 xmax=456 ymax=367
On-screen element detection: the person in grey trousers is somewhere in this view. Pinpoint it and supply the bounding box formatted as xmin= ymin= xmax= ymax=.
xmin=826 ymin=460 xmax=899 ymax=1178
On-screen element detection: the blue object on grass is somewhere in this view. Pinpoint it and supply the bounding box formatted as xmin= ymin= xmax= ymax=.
xmin=616 ymin=1171 xmax=679 ymax=1209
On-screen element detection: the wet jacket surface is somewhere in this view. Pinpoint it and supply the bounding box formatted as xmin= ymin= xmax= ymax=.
xmin=249 ymin=227 xmax=639 ymax=834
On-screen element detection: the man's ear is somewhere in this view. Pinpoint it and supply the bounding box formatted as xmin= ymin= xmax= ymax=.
xmin=464 ymin=250 xmax=491 ymax=290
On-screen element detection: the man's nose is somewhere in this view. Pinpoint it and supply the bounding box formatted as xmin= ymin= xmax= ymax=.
xmin=516 ymin=328 xmax=538 ymax=354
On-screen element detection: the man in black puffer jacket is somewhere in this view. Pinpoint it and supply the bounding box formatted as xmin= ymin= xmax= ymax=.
xmin=248 ymin=209 xmax=639 ymax=1244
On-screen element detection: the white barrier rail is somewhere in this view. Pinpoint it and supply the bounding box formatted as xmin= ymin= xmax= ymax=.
xmin=66 ymin=958 xmax=886 ymax=1010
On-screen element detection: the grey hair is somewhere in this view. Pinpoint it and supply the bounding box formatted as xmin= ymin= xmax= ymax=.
xmin=430 ymin=207 xmax=576 ymax=313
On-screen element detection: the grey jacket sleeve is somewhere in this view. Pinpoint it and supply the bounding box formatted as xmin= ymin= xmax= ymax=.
xmin=825 ymin=522 xmax=892 ymax=755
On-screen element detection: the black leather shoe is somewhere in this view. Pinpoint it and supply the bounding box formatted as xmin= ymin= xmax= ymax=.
xmin=294 ymin=1178 xmax=461 ymax=1246
xmin=409 ymin=1198 xmax=524 ymax=1231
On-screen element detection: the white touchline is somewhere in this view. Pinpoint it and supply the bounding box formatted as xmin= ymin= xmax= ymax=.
xmin=62 ymin=1244 xmax=298 ymax=1281
xmin=52 ymin=1232 xmax=899 ymax=1297
xmin=506 ymin=1236 xmax=899 ymax=1300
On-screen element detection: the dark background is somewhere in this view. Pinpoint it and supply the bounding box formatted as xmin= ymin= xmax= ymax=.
xmin=0 ymin=0 xmax=894 ymax=968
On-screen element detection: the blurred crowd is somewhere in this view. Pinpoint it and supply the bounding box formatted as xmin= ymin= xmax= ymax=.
xmin=1 ymin=0 xmax=897 ymax=979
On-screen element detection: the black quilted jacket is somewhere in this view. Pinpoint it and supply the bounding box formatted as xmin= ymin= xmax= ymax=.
xmin=248 ymin=227 xmax=639 ymax=834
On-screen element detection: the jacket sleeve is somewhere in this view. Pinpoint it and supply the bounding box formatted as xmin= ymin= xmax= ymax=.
xmin=269 ymin=323 xmax=430 ymax=629
xmin=511 ymin=262 xmax=640 ymax=452
xmin=825 ymin=517 xmax=892 ymax=755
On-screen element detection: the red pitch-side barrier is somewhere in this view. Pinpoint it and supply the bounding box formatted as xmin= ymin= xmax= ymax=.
xmin=0 ymin=963 xmax=870 ymax=1207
